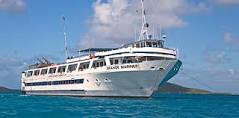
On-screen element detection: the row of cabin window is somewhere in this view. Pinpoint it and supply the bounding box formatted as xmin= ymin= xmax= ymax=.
xmin=110 ymin=56 xmax=174 ymax=65
xmin=110 ymin=57 xmax=139 ymax=65
xmin=27 ymin=62 xmax=90 ymax=77
xmin=25 ymin=79 xmax=84 ymax=86
xmin=26 ymin=60 xmax=106 ymax=77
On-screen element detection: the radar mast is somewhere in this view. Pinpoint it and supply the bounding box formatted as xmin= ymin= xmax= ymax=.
xmin=62 ymin=16 xmax=68 ymax=60
xmin=138 ymin=0 xmax=150 ymax=41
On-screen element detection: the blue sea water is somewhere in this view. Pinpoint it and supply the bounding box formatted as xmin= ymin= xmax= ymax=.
xmin=0 ymin=92 xmax=239 ymax=118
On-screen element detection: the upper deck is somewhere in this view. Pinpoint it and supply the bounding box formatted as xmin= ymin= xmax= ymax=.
xmin=26 ymin=39 xmax=176 ymax=71
xmin=66 ymin=39 xmax=174 ymax=63
xmin=66 ymin=39 xmax=176 ymax=63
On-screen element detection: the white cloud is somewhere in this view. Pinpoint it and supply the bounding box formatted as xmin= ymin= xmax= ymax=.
xmin=224 ymin=32 xmax=233 ymax=42
xmin=205 ymin=50 xmax=229 ymax=65
xmin=0 ymin=54 xmax=64 ymax=89
xmin=78 ymin=0 xmax=207 ymax=48
xmin=214 ymin=0 xmax=239 ymax=5
xmin=0 ymin=0 xmax=26 ymax=12
xmin=223 ymin=31 xmax=239 ymax=46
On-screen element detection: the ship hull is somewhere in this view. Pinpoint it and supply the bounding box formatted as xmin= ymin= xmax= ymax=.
xmin=22 ymin=60 xmax=182 ymax=97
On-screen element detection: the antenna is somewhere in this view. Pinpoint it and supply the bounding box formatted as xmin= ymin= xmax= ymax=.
xmin=134 ymin=26 xmax=137 ymax=42
xmin=62 ymin=16 xmax=68 ymax=60
xmin=138 ymin=0 xmax=150 ymax=41
xmin=153 ymin=25 xmax=155 ymax=39
xmin=159 ymin=26 xmax=162 ymax=40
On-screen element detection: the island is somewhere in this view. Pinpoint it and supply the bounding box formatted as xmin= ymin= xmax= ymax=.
xmin=0 ymin=86 xmax=13 ymax=92
xmin=157 ymin=82 xmax=210 ymax=94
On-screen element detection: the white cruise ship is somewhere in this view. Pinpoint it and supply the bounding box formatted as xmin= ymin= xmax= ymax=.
xmin=21 ymin=0 xmax=182 ymax=97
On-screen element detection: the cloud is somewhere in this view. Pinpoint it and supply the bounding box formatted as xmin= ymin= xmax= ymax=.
xmin=78 ymin=0 xmax=207 ymax=48
xmin=172 ymin=43 xmax=239 ymax=94
xmin=223 ymin=31 xmax=239 ymax=46
xmin=214 ymin=0 xmax=239 ymax=5
xmin=0 ymin=0 xmax=26 ymax=12
xmin=171 ymin=67 xmax=239 ymax=94
xmin=204 ymin=50 xmax=230 ymax=65
xmin=0 ymin=49 xmax=66 ymax=89
xmin=0 ymin=57 xmax=25 ymax=89
xmin=201 ymin=31 xmax=239 ymax=68
xmin=224 ymin=32 xmax=233 ymax=42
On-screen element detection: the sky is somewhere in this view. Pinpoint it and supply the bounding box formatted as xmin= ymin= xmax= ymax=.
xmin=0 ymin=0 xmax=238 ymax=94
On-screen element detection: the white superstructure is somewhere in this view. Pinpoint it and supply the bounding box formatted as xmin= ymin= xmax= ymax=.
xmin=21 ymin=0 xmax=182 ymax=97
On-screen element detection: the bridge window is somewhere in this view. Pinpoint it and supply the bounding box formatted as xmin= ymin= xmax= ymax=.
xmin=146 ymin=42 xmax=152 ymax=47
xmin=79 ymin=62 xmax=90 ymax=71
xmin=136 ymin=43 xmax=140 ymax=48
xmin=57 ymin=66 xmax=66 ymax=73
xmin=141 ymin=42 xmax=145 ymax=47
xmin=49 ymin=67 xmax=56 ymax=74
xmin=122 ymin=57 xmax=139 ymax=64
xmin=114 ymin=60 xmax=119 ymax=64
xmin=40 ymin=69 xmax=48 ymax=75
xmin=27 ymin=71 xmax=33 ymax=77
xmin=152 ymin=42 xmax=158 ymax=47
xmin=158 ymin=40 xmax=164 ymax=48
xmin=100 ymin=61 xmax=105 ymax=66
xmin=137 ymin=56 xmax=174 ymax=62
xmin=92 ymin=60 xmax=106 ymax=68
xmin=110 ymin=58 xmax=120 ymax=65
xmin=34 ymin=70 xmax=40 ymax=76
xmin=68 ymin=64 xmax=77 ymax=72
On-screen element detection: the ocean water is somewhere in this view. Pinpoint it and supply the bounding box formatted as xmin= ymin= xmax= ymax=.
xmin=0 ymin=92 xmax=239 ymax=118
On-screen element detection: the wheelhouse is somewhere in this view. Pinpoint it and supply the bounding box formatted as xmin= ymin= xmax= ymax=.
xmin=121 ymin=39 xmax=164 ymax=48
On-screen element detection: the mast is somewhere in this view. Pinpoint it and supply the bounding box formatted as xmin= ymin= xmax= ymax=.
xmin=62 ymin=16 xmax=68 ymax=60
xmin=139 ymin=0 xmax=150 ymax=41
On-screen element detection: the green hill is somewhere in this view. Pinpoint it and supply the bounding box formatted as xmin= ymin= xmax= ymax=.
xmin=0 ymin=86 xmax=13 ymax=92
xmin=158 ymin=82 xmax=210 ymax=94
